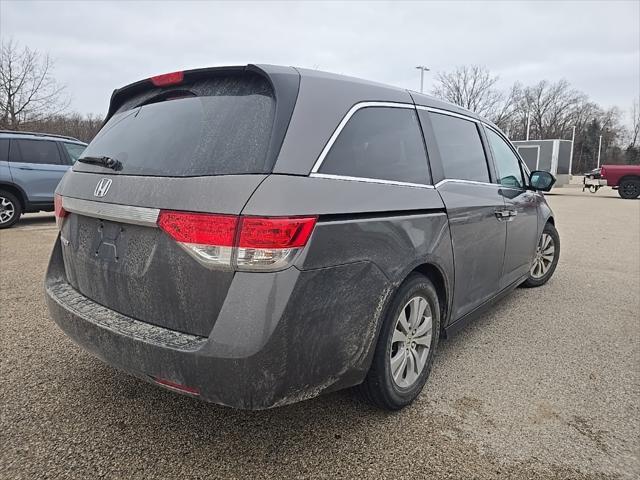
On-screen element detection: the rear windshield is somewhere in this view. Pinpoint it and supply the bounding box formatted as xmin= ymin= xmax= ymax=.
xmin=74 ymin=74 xmax=275 ymax=177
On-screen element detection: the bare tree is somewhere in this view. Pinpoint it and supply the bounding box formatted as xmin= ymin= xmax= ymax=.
xmin=490 ymin=82 xmax=522 ymax=132
xmin=500 ymin=79 xmax=608 ymax=148
xmin=0 ymin=39 xmax=69 ymax=129
xmin=431 ymin=65 xmax=518 ymax=126
xmin=516 ymin=80 xmax=590 ymax=140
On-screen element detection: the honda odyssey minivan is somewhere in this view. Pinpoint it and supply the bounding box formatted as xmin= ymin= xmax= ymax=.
xmin=45 ymin=65 xmax=559 ymax=410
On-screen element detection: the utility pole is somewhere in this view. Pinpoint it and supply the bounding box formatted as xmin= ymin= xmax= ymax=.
xmin=415 ymin=66 xmax=430 ymax=93
xmin=597 ymin=134 xmax=603 ymax=168
xmin=526 ymin=111 xmax=532 ymax=141
xmin=569 ymin=125 xmax=576 ymax=175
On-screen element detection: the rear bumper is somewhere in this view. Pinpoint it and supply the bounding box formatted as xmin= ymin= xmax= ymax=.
xmin=45 ymin=237 xmax=392 ymax=409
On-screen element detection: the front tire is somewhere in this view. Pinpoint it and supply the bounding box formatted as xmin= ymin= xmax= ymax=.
xmin=358 ymin=274 xmax=440 ymax=410
xmin=618 ymin=178 xmax=640 ymax=199
xmin=0 ymin=190 xmax=21 ymax=229
xmin=521 ymin=222 xmax=560 ymax=288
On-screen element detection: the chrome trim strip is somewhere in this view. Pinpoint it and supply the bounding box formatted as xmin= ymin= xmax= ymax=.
xmin=434 ymin=178 xmax=500 ymax=188
xmin=310 ymin=101 xmax=415 ymax=173
xmin=310 ymin=172 xmax=434 ymax=189
xmin=482 ymin=122 xmax=501 ymax=134
xmin=417 ymin=106 xmax=479 ymax=123
xmin=62 ymin=197 xmax=159 ymax=227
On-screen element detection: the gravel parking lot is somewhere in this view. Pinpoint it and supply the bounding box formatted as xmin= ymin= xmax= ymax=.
xmin=1 ymin=188 xmax=638 ymax=480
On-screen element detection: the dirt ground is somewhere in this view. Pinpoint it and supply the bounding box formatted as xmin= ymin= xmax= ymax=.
xmin=1 ymin=187 xmax=638 ymax=479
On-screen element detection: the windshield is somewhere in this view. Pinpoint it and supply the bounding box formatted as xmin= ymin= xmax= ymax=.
xmin=74 ymin=75 xmax=275 ymax=177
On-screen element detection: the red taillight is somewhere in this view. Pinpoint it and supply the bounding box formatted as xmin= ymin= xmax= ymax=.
xmin=157 ymin=211 xmax=237 ymax=246
xmin=54 ymin=194 xmax=67 ymax=229
xmin=156 ymin=211 xmax=318 ymax=271
xmin=150 ymin=71 xmax=184 ymax=87
xmin=153 ymin=377 xmax=200 ymax=396
xmin=599 ymin=167 xmax=606 ymax=178
xmin=238 ymin=217 xmax=317 ymax=249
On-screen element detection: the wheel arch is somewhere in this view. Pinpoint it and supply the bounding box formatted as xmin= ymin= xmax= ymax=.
xmin=0 ymin=182 xmax=27 ymax=210
xmin=409 ymin=262 xmax=450 ymax=335
xmin=619 ymin=174 xmax=640 ymax=184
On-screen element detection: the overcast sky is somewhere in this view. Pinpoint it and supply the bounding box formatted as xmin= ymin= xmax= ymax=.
xmin=2 ymin=0 xmax=639 ymax=119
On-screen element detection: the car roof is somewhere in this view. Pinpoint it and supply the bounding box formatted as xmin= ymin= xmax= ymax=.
xmin=0 ymin=130 xmax=86 ymax=145
xmin=290 ymin=66 xmax=486 ymax=121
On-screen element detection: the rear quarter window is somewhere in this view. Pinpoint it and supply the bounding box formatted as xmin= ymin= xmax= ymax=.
xmin=318 ymin=107 xmax=430 ymax=185
xmin=429 ymin=113 xmax=490 ymax=183
xmin=74 ymin=73 xmax=275 ymax=177
xmin=14 ymin=139 xmax=62 ymax=165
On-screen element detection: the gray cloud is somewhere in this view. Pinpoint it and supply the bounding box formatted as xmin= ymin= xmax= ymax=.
xmin=2 ymin=0 xmax=638 ymax=118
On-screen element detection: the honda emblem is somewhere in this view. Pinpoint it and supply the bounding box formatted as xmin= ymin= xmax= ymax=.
xmin=94 ymin=178 xmax=112 ymax=198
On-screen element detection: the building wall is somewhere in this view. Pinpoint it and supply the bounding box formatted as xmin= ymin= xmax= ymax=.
xmin=513 ymin=140 xmax=554 ymax=171
xmin=513 ymin=139 xmax=573 ymax=174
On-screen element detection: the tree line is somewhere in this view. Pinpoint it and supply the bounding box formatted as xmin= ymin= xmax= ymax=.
xmin=432 ymin=65 xmax=639 ymax=172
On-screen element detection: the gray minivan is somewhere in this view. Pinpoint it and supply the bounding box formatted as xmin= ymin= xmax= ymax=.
xmin=45 ymin=65 xmax=559 ymax=410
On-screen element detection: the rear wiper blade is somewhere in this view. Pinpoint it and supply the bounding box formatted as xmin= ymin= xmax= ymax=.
xmin=77 ymin=156 xmax=122 ymax=171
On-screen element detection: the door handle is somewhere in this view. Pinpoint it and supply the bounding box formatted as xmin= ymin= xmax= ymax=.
xmin=494 ymin=209 xmax=510 ymax=220
xmin=16 ymin=166 xmax=34 ymax=170
xmin=494 ymin=209 xmax=518 ymax=221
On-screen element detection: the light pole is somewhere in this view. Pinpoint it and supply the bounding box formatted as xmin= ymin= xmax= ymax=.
xmin=526 ymin=111 xmax=532 ymax=141
xmin=415 ymin=66 xmax=430 ymax=93
xmin=597 ymin=134 xmax=603 ymax=168
xmin=569 ymin=125 xmax=576 ymax=175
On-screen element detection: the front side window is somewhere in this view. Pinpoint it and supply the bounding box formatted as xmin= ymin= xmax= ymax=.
xmin=63 ymin=142 xmax=86 ymax=164
xmin=486 ymin=128 xmax=524 ymax=189
xmin=318 ymin=107 xmax=430 ymax=184
xmin=429 ymin=113 xmax=489 ymax=183
xmin=14 ymin=139 xmax=61 ymax=165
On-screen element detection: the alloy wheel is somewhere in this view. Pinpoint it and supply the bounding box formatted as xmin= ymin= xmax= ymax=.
xmin=531 ymin=233 xmax=555 ymax=279
xmin=621 ymin=182 xmax=639 ymax=198
xmin=389 ymin=295 xmax=433 ymax=388
xmin=0 ymin=196 xmax=15 ymax=224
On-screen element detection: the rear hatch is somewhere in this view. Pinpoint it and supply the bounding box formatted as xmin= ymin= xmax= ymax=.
xmin=56 ymin=66 xmax=297 ymax=337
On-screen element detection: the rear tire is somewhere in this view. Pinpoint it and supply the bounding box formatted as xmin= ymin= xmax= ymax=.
xmin=618 ymin=178 xmax=640 ymax=199
xmin=521 ymin=222 xmax=560 ymax=288
xmin=357 ymin=274 xmax=440 ymax=410
xmin=0 ymin=190 xmax=21 ymax=229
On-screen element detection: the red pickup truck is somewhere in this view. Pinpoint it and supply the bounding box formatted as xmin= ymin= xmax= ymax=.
xmin=584 ymin=164 xmax=640 ymax=199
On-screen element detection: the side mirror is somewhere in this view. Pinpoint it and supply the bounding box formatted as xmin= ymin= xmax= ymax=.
xmin=529 ymin=170 xmax=556 ymax=192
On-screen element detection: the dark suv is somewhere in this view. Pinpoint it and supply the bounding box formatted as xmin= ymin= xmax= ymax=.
xmin=0 ymin=131 xmax=86 ymax=228
xmin=45 ymin=65 xmax=559 ymax=410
